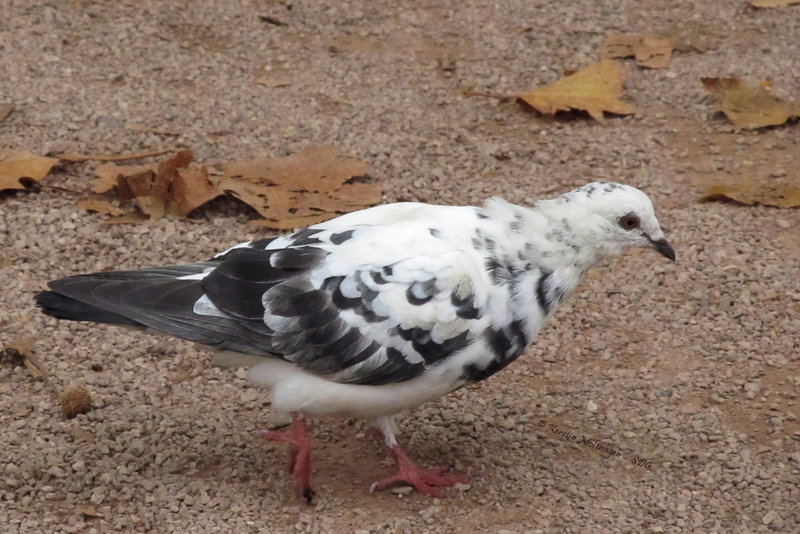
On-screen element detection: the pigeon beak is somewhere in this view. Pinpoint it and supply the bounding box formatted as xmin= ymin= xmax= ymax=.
xmin=652 ymin=238 xmax=676 ymax=262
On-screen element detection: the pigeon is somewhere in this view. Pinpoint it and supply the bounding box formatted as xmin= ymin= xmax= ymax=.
xmin=35 ymin=181 xmax=675 ymax=500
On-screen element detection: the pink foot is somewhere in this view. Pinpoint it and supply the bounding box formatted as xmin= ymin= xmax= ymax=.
xmin=371 ymin=443 xmax=472 ymax=498
xmin=259 ymin=413 xmax=315 ymax=502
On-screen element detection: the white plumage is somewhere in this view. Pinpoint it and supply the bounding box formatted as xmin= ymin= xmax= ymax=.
xmin=36 ymin=181 xmax=674 ymax=500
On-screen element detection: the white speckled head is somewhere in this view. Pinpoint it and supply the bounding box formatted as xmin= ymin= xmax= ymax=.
xmin=541 ymin=181 xmax=675 ymax=262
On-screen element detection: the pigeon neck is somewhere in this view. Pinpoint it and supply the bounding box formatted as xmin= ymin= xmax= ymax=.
xmin=522 ymin=200 xmax=606 ymax=273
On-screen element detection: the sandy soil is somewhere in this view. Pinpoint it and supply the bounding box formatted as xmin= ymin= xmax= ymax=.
xmin=1 ymin=1 xmax=799 ymax=533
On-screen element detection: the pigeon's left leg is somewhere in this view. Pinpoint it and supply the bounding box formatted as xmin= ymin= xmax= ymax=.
xmin=259 ymin=412 xmax=315 ymax=502
xmin=369 ymin=416 xmax=471 ymax=497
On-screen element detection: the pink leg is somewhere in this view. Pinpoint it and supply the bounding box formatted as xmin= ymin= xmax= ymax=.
xmin=370 ymin=431 xmax=472 ymax=497
xmin=259 ymin=413 xmax=315 ymax=502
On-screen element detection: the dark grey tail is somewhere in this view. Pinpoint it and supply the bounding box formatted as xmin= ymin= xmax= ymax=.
xmin=32 ymin=256 xmax=278 ymax=355
xmin=34 ymin=247 xmax=328 ymax=357
xmin=35 ymin=290 xmax=141 ymax=326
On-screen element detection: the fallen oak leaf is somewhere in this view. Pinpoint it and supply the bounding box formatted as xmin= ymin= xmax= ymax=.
xmin=517 ymin=60 xmax=636 ymax=123
xmin=0 ymin=150 xmax=59 ymax=191
xmin=702 ymin=181 xmax=800 ymax=208
xmin=601 ymin=33 xmax=675 ymax=69
xmin=701 ymin=77 xmax=799 ymax=129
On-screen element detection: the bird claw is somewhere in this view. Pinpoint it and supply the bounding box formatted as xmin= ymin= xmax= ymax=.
xmin=371 ymin=445 xmax=472 ymax=497
xmin=299 ymin=486 xmax=316 ymax=504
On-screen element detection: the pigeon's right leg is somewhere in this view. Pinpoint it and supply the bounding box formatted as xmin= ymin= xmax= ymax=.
xmin=259 ymin=412 xmax=315 ymax=502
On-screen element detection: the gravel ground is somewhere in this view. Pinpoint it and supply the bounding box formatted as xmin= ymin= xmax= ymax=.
xmin=2 ymin=1 xmax=800 ymax=533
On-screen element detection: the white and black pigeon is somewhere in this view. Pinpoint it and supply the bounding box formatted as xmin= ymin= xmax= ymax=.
xmin=36 ymin=181 xmax=675 ymax=500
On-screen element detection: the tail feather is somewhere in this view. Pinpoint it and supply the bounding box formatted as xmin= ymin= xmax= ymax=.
xmin=34 ymin=259 xmax=277 ymax=356
xmin=35 ymin=290 xmax=142 ymax=326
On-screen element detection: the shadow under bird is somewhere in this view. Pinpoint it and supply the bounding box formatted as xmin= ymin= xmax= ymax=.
xmin=36 ymin=181 xmax=675 ymax=500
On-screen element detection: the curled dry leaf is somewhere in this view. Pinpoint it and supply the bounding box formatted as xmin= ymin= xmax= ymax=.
xmin=93 ymin=162 xmax=154 ymax=193
xmin=517 ymin=59 xmax=636 ymax=123
xmin=602 ymin=34 xmax=675 ymax=69
xmin=0 ymin=337 xmax=46 ymax=380
xmin=701 ymin=77 xmax=799 ymax=129
xmin=0 ymin=150 xmax=59 ymax=191
xmin=90 ymin=150 xmax=223 ymax=219
xmin=702 ymin=181 xmax=800 ymax=209
xmin=222 ymin=145 xmax=379 ymax=229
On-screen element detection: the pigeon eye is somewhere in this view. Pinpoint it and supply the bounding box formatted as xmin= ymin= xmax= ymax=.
xmin=619 ymin=214 xmax=640 ymax=230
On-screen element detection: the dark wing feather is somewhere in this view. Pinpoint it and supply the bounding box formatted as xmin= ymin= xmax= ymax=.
xmin=38 ymin=261 xmax=277 ymax=353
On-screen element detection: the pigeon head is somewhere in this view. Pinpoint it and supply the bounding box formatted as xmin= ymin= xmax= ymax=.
xmin=549 ymin=182 xmax=675 ymax=262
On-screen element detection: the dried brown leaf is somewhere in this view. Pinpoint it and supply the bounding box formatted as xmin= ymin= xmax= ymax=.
xmin=517 ymin=60 xmax=636 ymax=123
xmin=0 ymin=103 xmax=13 ymax=123
xmin=0 ymin=151 xmax=59 ymax=191
xmin=702 ymin=181 xmax=800 ymax=208
xmin=8 ymin=337 xmax=34 ymax=355
xmin=90 ymin=150 xmax=220 ymax=219
xmin=602 ymin=34 xmax=675 ymax=69
xmin=749 ymin=0 xmax=800 ymax=7
xmin=701 ymin=77 xmax=799 ymax=129
xmin=171 ymin=164 xmax=225 ymax=217
xmin=93 ymin=162 xmax=155 ymax=193
xmin=75 ymin=198 xmax=126 ymax=217
xmin=222 ymin=146 xmax=377 ymax=228
xmin=1 ymin=337 xmax=46 ymax=380
xmin=123 ymin=169 xmax=167 ymax=218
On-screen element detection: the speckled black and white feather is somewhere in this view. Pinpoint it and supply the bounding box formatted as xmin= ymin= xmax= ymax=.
xmin=36 ymin=182 xmax=673 ymax=429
